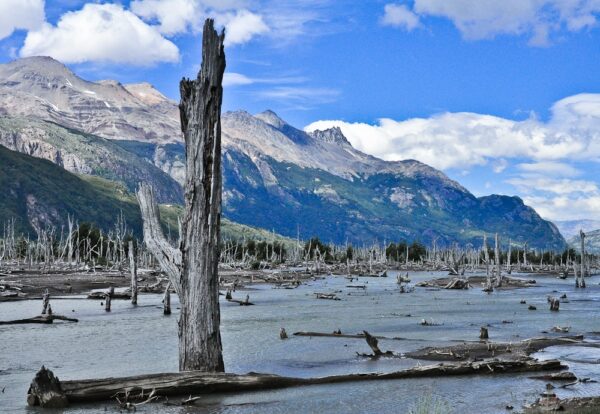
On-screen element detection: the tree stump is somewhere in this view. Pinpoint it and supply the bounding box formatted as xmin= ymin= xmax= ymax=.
xmin=41 ymin=289 xmax=50 ymax=315
xmin=27 ymin=366 xmax=68 ymax=408
xmin=163 ymin=282 xmax=172 ymax=315
xmin=549 ymin=298 xmax=560 ymax=311
xmin=280 ymin=328 xmax=288 ymax=340
xmin=480 ymin=327 xmax=489 ymax=340
xmin=105 ymin=286 xmax=113 ymax=312
xmin=363 ymin=330 xmax=383 ymax=356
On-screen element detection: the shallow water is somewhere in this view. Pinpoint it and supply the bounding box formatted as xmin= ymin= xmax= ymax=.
xmin=1 ymin=271 xmax=600 ymax=413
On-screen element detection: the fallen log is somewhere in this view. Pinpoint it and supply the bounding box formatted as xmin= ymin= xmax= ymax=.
xmin=315 ymin=293 xmax=340 ymax=300
xmin=0 ymin=314 xmax=78 ymax=325
xmin=405 ymin=335 xmax=584 ymax=361
xmin=87 ymin=290 xmax=131 ymax=300
xmin=27 ymin=359 xmax=566 ymax=407
xmin=226 ymin=294 xmax=254 ymax=306
xmin=293 ymin=331 xmax=406 ymax=340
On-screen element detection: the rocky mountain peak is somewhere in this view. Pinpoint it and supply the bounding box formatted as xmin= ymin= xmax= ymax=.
xmin=0 ymin=56 xmax=76 ymax=87
xmin=255 ymin=110 xmax=287 ymax=129
xmin=124 ymin=82 xmax=173 ymax=106
xmin=309 ymin=126 xmax=351 ymax=146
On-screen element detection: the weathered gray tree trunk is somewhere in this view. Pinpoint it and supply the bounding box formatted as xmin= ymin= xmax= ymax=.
xmin=494 ymin=233 xmax=502 ymax=287
xmin=129 ymin=241 xmax=137 ymax=305
xmin=137 ymin=19 xmax=225 ymax=372
xmin=579 ymin=230 xmax=586 ymax=288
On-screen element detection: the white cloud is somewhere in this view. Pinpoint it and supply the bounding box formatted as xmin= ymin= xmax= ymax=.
xmin=517 ymin=162 xmax=582 ymax=177
xmin=381 ymin=4 xmax=421 ymax=31
xmin=20 ymin=3 xmax=179 ymax=65
xmin=223 ymin=72 xmax=306 ymax=87
xmin=305 ymin=93 xmax=600 ymax=171
xmin=523 ymin=195 xmax=600 ymax=221
xmin=130 ymin=0 xmax=204 ymax=35
xmin=260 ymin=86 xmax=340 ymax=106
xmin=131 ymin=0 xmax=268 ymax=45
xmin=217 ymin=9 xmax=269 ymax=46
xmin=407 ymin=0 xmax=600 ymax=46
xmin=507 ymin=177 xmax=598 ymax=195
xmin=224 ymin=72 xmax=255 ymax=86
xmin=0 ymin=0 xmax=45 ymax=40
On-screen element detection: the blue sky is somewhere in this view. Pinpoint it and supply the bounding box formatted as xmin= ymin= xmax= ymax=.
xmin=2 ymin=0 xmax=600 ymax=224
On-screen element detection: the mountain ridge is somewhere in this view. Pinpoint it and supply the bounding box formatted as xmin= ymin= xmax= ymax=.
xmin=0 ymin=56 xmax=566 ymax=249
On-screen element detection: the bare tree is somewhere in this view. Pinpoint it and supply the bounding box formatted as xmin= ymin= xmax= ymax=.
xmin=137 ymin=19 xmax=226 ymax=372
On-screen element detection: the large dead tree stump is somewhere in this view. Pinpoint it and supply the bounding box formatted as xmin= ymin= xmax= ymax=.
xmin=27 ymin=366 xmax=68 ymax=408
xmin=137 ymin=19 xmax=226 ymax=372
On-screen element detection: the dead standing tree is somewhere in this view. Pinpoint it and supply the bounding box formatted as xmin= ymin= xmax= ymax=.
xmin=136 ymin=19 xmax=226 ymax=372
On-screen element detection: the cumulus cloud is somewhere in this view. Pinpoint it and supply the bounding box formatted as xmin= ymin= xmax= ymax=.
xmin=523 ymin=195 xmax=600 ymax=221
xmin=0 ymin=0 xmax=45 ymax=40
xmin=216 ymin=9 xmax=269 ymax=46
xmin=381 ymin=4 xmax=421 ymax=31
xmin=305 ymin=93 xmax=600 ymax=170
xmin=20 ymin=3 xmax=179 ymax=65
xmin=130 ymin=0 xmax=205 ymax=35
xmin=388 ymin=0 xmax=600 ymax=46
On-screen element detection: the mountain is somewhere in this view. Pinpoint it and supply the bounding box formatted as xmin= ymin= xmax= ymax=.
xmin=567 ymin=229 xmax=600 ymax=254
xmin=0 ymin=143 xmax=144 ymax=234
xmin=0 ymin=56 xmax=180 ymax=144
xmin=554 ymin=219 xmax=600 ymax=240
xmin=0 ymin=144 xmax=293 ymax=244
xmin=0 ymin=116 xmax=183 ymax=203
xmin=214 ymin=110 xmax=565 ymax=249
xmin=0 ymin=57 xmax=566 ymax=249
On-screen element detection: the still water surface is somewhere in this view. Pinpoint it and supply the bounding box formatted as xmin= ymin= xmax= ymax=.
xmin=1 ymin=271 xmax=599 ymax=413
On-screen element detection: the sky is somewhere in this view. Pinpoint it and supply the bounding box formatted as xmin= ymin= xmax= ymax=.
xmin=1 ymin=0 xmax=600 ymax=224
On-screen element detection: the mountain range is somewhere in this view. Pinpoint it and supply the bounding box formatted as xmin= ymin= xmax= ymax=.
xmin=0 ymin=56 xmax=566 ymax=249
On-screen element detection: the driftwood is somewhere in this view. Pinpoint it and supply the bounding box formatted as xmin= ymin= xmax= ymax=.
xmin=293 ymin=331 xmax=405 ymax=340
xmin=406 ymin=336 xmax=584 ymax=361
xmin=529 ymin=371 xmax=577 ymax=381
xmin=315 ymin=293 xmax=340 ymax=300
xmin=87 ymin=290 xmax=131 ymax=300
xmin=27 ymin=359 xmax=566 ymax=407
xmin=226 ymin=294 xmax=254 ymax=306
xmin=0 ymin=314 xmax=78 ymax=325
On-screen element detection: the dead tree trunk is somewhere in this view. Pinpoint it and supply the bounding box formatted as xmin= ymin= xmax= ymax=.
xmin=105 ymin=286 xmax=113 ymax=312
xmin=163 ymin=281 xmax=172 ymax=315
xmin=578 ymin=230 xmax=586 ymax=288
xmin=41 ymin=289 xmax=50 ymax=315
xmin=129 ymin=241 xmax=137 ymax=305
xmin=137 ymin=19 xmax=225 ymax=372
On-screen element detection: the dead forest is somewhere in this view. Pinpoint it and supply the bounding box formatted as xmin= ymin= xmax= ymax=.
xmin=2 ymin=19 xmax=600 ymax=414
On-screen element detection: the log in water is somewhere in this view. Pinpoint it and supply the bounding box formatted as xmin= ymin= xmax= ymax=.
xmin=27 ymin=359 xmax=566 ymax=408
